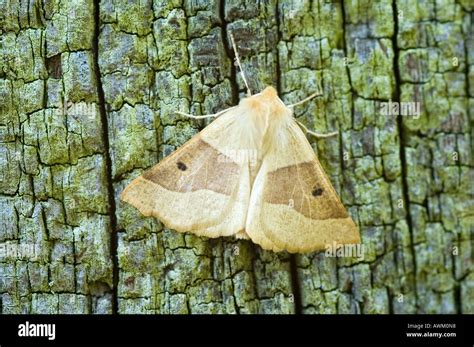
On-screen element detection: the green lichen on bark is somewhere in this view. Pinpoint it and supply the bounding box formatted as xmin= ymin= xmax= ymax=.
xmin=0 ymin=0 xmax=472 ymax=314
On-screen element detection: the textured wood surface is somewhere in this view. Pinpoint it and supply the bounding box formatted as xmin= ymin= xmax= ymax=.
xmin=0 ymin=0 xmax=472 ymax=314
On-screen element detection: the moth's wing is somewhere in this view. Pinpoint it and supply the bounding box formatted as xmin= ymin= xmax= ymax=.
xmin=120 ymin=107 xmax=251 ymax=238
xmin=246 ymin=119 xmax=360 ymax=253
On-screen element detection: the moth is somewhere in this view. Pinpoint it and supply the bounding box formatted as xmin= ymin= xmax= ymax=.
xmin=121 ymin=34 xmax=360 ymax=253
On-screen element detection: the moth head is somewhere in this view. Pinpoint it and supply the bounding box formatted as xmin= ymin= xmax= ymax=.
xmin=261 ymin=86 xmax=278 ymax=98
xmin=261 ymin=86 xmax=288 ymax=110
xmin=242 ymin=86 xmax=288 ymax=114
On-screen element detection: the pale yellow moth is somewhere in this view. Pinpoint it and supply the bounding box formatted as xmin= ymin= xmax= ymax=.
xmin=121 ymin=33 xmax=360 ymax=253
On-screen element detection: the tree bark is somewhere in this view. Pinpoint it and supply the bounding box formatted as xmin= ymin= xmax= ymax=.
xmin=0 ymin=0 xmax=472 ymax=314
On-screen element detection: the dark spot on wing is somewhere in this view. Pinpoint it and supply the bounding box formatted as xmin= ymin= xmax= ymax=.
xmin=312 ymin=187 xmax=323 ymax=197
xmin=177 ymin=161 xmax=187 ymax=171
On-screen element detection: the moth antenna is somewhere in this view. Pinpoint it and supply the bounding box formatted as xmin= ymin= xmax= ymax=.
xmin=296 ymin=120 xmax=338 ymax=139
xmin=288 ymin=92 xmax=322 ymax=108
xmin=229 ymin=32 xmax=252 ymax=97
xmin=176 ymin=106 xmax=237 ymax=119
xmin=175 ymin=112 xmax=217 ymax=119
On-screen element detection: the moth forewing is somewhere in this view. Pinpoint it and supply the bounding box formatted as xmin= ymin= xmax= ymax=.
xmin=245 ymin=117 xmax=360 ymax=253
xmin=120 ymin=106 xmax=251 ymax=238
